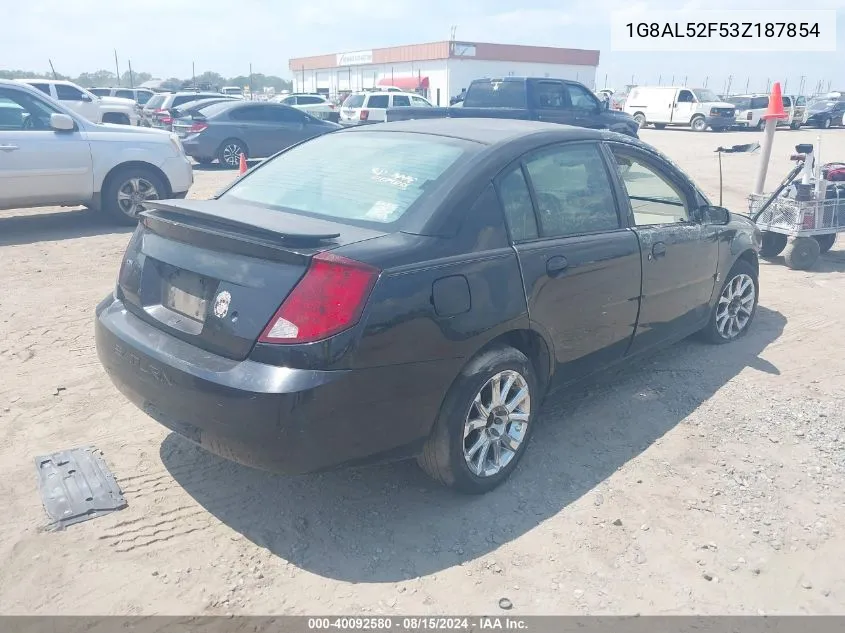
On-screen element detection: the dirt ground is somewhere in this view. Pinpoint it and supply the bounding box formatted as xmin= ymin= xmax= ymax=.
xmin=0 ymin=127 xmax=844 ymax=616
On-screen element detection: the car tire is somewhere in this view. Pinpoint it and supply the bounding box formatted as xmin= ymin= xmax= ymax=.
xmin=101 ymin=166 xmax=168 ymax=226
xmin=700 ymin=259 xmax=759 ymax=345
xmin=633 ymin=113 xmax=647 ymax=129
xmin=653 ymin=123 xmax=667 ymax=130
xmin=813 ymin=233 xmax=836 ymax=254
xmin=418 ymin=345 xmax=538 ymax=495
xmin=790 ymin=121 xmax=801 ymax=130
xmin=759 ymin=231 xmax=788 ymax=258
xmin=783 ymin=236 xmax=821 ymax=270
xmin=217 ymin=139 xmax=247 ymax=169
xmin=756 ymin=119 xmax=766 ymax=131
xmin=821 ymin=117 xmax=832 ymax=129
xmin=691 ymin=116 xmax=707 ymax=132
xmin=102 ymin=113 xmax=130 ymax=125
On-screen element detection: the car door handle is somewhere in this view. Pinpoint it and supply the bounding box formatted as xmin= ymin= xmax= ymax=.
xmin=0 ymin=144 xmax=19 ymax=152
xmin=546 ymin=255 xmax=569 ymax=276
xmin=651 ymin=242 xmax=667 ymax=259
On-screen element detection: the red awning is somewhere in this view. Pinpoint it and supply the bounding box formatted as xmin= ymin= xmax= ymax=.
xmin=378 ymin=76 xmax=429 ymax=90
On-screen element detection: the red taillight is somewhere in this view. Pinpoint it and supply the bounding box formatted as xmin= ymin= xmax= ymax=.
xmin=360 ymin=109 xmax=369 ymax=121
xmin=161 ymin=116 xmax=173 ymax=125
xmin=258 ymin=253 xmax=380 ymax=345
xmin=188 ymin=122 xmax=208 ymax=133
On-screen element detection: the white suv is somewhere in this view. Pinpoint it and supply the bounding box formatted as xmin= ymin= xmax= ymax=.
xmin=274 ymin=93 xmax=336 ymax=120
xmin=16 ymin=79 xmax=139 ymax=126
xmin=0 ymin=80 xmax=193 ymax=224
xmin=340 ymin=91 xmax=433 ymax=125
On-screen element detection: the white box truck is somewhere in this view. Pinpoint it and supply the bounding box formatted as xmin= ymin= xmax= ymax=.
xmin=624 ymin=86 xmax=736 ymax=132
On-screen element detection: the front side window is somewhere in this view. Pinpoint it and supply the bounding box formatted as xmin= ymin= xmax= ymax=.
xmin=523 ymin=143 xmax=620 ymax=238
xmin=221 ymin=131 xmax=470 ymax=225
xmin=609 ymin=147 xmax=690 ymax=225
xmin=29 ymin=83 xmax=51 ymax=96
xmin=55 ymin=84 xmax=85 ymax=101
xmin=677 ymin=90 xmax=695 ymax=103
xmin=567 ymin=83 xmax=598 ymax=111
xmin=411 ymin=96 xmax=431 ymax=107
xmin=497 ymin=166 xmax=538 ymax=242
xmin=0 ymin=88 xmax=61 ymax=131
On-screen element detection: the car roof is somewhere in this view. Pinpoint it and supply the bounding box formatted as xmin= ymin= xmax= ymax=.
xmin=344 ymin=118 xmax=625 ymax=146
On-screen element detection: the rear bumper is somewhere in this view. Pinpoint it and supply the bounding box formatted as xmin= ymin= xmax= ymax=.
xmin=95 ymin=296 xmax=450 ymax=474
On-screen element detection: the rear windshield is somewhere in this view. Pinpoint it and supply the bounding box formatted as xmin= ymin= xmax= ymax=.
xmin=221 ymin=132 xmax=470 ymax=224
xmin=146 ymin=94 xmax=166 ymax=109
xmin=343 ymin=94 xmax=365 ymax=108
xmin=463 ymin=81 xmax=527 ymax=108
xmin=90 ymin=88 xmax=111 ymax=97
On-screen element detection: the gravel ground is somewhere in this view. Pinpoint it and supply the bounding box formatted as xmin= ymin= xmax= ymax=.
xmin=0 ymin=128 xmax=844 ymax=615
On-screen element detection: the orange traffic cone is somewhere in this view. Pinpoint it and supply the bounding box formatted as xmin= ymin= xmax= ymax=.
xmin=762 ymin=82 xmax=788 ymax=122
xmin=238 ymin=153 xmax=247 ymax=175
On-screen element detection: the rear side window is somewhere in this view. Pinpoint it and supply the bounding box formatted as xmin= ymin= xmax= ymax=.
xmin=298 ymin=96 xmax=323 ymax=104
xmin=222 ymin=132 xmax=470 ymax=225
xmin=90 ymin=88 xmax=111 ymax=97
xmin=392 ymin=95 xmax=411 ymax=107
xmin=532 ymin=82 xmax=567 ymax=109
xmin=567 ymin=83 xmax=598 ymax=111
xmin=750 ymin=96 xmax=769 ymax=109
xmin=464 ymin=81 xmax=527 ymax=108
xmin=797 ymin=96 xmax=806 ymax=106
xmin=29 ymin=83 xmax=51 ymax=96
xmin=523 ymin=143 xmax=620 ymax=237
xmin=343 ymin=94 xmax=365 ymax=108
xmin=497 ymin=166 xmax=538 ymax=242
xmin=367 ymin=95 xmax=389 ymax=108
xmin=146 ymin=94 xmax=166 ymax=109
xmin=55 ymin=84 xmax=85 ymax=100
xmin=172 ymin=95 xmax=200 ymax=107
xmin=229 ymin=105 xmax=266 ymax=121
xmin=782 ymin=96 xmax=792 ymax=107
xmin=116 ymin=89 xmax=135 ymax=99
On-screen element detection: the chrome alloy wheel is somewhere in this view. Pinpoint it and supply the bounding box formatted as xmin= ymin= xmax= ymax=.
xmin=716 ymin=273 xmax=756 ymax=339
xmin=222 ymin=143 xmax=243 ymax=167
xmin=117 ymin=177 xmax=159 ymax=218
xmin=463 ymin=370 xmax=531 ymax=478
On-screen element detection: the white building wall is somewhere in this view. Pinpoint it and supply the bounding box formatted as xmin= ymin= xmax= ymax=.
xmin=446 ymin=59 xmax=598 ymax=103
xmin=293 ymin=58 xmax=598 ymax=106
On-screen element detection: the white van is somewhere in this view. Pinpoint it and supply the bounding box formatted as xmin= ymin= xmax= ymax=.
xmin=624 ymin=86 xmax=736 ymax=131
xmin=726 ymin=94 xmax=802 ymax=130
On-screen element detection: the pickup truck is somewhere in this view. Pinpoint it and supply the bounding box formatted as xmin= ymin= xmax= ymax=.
xmin=386 ymin=77 xmax=639 ymax=137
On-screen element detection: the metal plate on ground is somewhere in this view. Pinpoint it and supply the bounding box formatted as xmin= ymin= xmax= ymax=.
xmin=34 ymin=446 xmax=127 ymax=530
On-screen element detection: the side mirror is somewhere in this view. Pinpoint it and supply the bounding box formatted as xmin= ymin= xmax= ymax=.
xmin=50 ymin=113 xmax=75 ymax=131
xmin=699 ymin=205 xmax=730 ymax=225
xmin=80 ymin=94 xmax=93 ymax=102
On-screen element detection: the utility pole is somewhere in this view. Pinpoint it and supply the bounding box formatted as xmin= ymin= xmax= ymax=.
xmin=670 ymin=74 xmax=674 ymax=85
xmin=725 ymin=75 xmax=733 ymax=95
xmin=48 ymin=59 xmax=58 ymax=80
xmin=766 ymin=78 xmax=771 ymax=93
xmin=783 ymin=78 xmax=788 ymax=93
xmin=114 ymin=49 xmax=120 ymax=86
xmin=604 ymin=73 xmax=607 ymax=89
xmin=799 ymin=75 xmax=805 ymax=95
xmin=745 ymin=77 xmax=749 ymax=93
xmin=658 ymin=74 xmax=662 ymax=86
xmin=703 ymin=75 xmax=709 ymax=88
xmin=192 ymin=62 xmax=196 ymax=87
xmin=683 ymin=75 xmax=687 ymax=85
xmin=249 ymin=63 xmax=254 ymax=100
xmin=128 ymin=60 xmax=134 ymax=88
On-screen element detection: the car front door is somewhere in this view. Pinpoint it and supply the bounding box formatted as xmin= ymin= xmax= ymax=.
xmin=55 ymin=83 xmax=100 ymax=122
xmin=605 ymin=142 xmax=720 ymax=353
xmin=227 ymin=104 xmax=272 ymax=156
xmin=262 ymin=104 xmax=314 ymax=153
xmin=496 ymin=141 xmax=642 ymax=386
xmin=672 ymin=89 xmax=696 ymax=125
xmin=565 ymin=82 xmax=606 ymax=129
xmin=0 ymin=87 xmax=93 ymax=209
xmin=529 ymin=80 xmax=579 ymax=126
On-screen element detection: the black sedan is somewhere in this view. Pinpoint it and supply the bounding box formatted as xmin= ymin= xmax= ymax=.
xmin=95 ymin=119 xmax=762 ymax=494
xmin=172 ymin=100 xmax=340 ymax=168
xmin=804 ymin=97 xmax=845 ymax=128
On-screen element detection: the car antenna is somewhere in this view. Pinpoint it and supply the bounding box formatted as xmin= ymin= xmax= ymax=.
xmin=714 ymin=143 xmax=760 ymax=206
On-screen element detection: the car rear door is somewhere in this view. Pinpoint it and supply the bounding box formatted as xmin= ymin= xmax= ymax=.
xmin=0 ymin=87 xmax=93 ymax=208
xmin=227 ymin=104 xmax=273 ymax=156
xmin=367 ymin=94 xmax=390 ymax=122
xmin=565 ymin=82 xmax=607 ymax=129
xmin=496 ymin=141 xmax=642 ymax=386
xmin=604 ymin=142 xmax=719 ymax=353
xmin=527 ymin=80 xmax=579 ymax=126
xmin=262 ymin=104 xmax=314 ymax=153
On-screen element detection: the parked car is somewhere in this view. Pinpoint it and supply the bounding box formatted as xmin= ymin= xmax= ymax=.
xmin=0 ymin=79 xmax=192 ymax=224
xmin=90 ymin=87 xmax=156 ymax=106
xmin=340 ymin=90 xmax=433 ymax=125
xmin=149 ymin=92 xmax=236 ymax=131
xmin=384 ymin=77 xmax=639 ymax=137
xmin=624 ymin=86 xmax=735 ymax=131
xmin=273 ymin=93 xmax=338 ymax=121
xmin=173 ymin=100 xmax=340 ymax=168
xmin=95 ymin=118 xmax=761 ymax=494
xmin=726 ymin=94 xmax=797 ymax=130
xmin=16 ymin=79 xmax=139 ymax=125
xmin=220 ymin=86 xmax=245 ymax=99
xmin=804 ymin=96 xmax=845 ymax=128
xmin=140 ymin=92 xmax=170 ymax=127
xmin=783 ymin=95 xmax=807 ymax=129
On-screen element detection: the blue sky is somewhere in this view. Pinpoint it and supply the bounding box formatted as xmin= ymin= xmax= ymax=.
xmin=5 ymin=0 xmax=843 ymax=93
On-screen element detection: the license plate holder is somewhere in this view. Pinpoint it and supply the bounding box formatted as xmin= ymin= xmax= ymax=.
xmin=162 ymin=268 xmax=210 ymax=323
